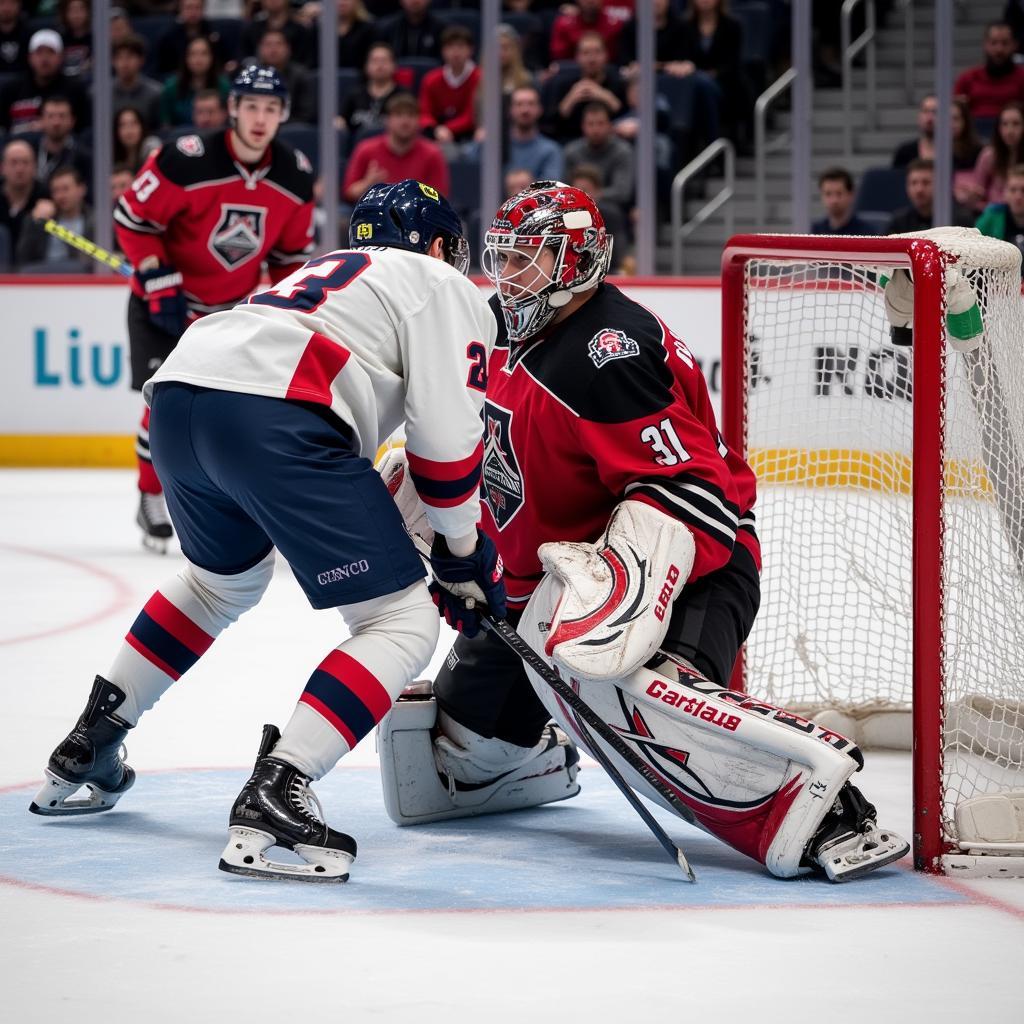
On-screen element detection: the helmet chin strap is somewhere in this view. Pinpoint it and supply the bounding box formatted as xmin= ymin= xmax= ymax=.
xmin=548 ymin=290 xmax=572 ymax=308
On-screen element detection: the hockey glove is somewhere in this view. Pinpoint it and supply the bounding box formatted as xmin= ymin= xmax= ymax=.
xmin=428 ymin=530 xmax=507 ymax=639
xmin=137 ymin=263 xmax=188 ymax=337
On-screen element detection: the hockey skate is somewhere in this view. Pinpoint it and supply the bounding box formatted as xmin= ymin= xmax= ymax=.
xmin=219 ymin=724 xmax=357 ymax=883
xmin=136 ymin=490 xmax=173 ymax=554
xmin=29 ymin=675 xmax=135 ymax=816
xmin=806 ymin=783 xmax=910 ymax=882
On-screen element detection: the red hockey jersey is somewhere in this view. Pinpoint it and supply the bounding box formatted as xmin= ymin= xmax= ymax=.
xmin=481 ymin=284 xmax=760 ymax=609
xmin=114 ymin=130 xmax=315 ymax=316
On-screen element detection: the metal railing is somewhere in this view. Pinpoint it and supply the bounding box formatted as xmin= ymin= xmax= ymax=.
xmin=753 ymin=67 xmax=796 ymax=228
xmin=842 ymin=0 xmax=877 ymax=157
xmin=670 ymin=138 xmax=735 ymax=274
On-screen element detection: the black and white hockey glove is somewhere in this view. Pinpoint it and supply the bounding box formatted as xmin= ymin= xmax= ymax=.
xmin=428 ymin=531 xmax=507 ymax=639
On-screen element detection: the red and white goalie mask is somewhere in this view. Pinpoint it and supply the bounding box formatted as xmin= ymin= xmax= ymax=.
xmin=482 ymin=181 xmax=614 ymax=343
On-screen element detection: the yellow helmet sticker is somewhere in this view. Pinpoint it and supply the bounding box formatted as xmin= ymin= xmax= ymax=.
xmin=355 ymin=222 xmax=373 ymax=240
xmin=418 ymin=183 xmax=440 ymax=201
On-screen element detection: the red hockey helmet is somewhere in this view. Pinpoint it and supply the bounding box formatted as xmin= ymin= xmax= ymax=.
xmin=483 ymin=181 xmax=613 ymax=342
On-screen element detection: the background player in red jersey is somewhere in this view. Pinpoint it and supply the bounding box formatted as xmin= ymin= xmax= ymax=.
xmin=379 ymin=181 xmax=909 ymax=882
xmin=114 ymin=63 xmax=315 ymax=552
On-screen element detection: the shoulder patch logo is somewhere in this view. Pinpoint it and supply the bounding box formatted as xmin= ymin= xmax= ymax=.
xmin=208 ymin=204 xmax=267 ymax=270
xmin=482 ymin=401 xmax=525 ymax=531
xmin=295 ymin=148 xmax=312 ymax=174
xmin=588 ymin=328 xmax=640 ymax=368
xmin=176 ymin=134 xmax=205 ymax=157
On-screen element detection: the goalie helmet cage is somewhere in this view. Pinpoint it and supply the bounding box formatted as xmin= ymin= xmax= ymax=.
xmin=721 ymin=229 xmax=1024 ymax=876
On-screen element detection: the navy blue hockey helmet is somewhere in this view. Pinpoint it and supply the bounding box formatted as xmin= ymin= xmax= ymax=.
xmin=349 ymin=179 xmax=470 ymax=275
xmin=230 ymin=64 xmax=290 ymax=122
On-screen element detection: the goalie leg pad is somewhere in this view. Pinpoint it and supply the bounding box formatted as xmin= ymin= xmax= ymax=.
xmin=519 ymin=575 xmax=898 ymax=878
xmin=954 ymin=790 xmax=1024 ymax=852
xmin=377 ymin=681 xmax=580 ymax=826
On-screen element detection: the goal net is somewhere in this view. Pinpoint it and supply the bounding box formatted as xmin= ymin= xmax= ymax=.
xmin=721 ymin=228 xmax=1024 ymax=875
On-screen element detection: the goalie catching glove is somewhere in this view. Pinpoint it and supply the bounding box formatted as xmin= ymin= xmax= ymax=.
xmin=539 ymin=500 xmax=695 ymax=682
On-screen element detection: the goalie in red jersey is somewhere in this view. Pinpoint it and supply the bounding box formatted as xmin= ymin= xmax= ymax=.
xmin=378 ymin=181 xmax=910 ymax=882
xmin=114 ymin=64 xmax=315 ymax=552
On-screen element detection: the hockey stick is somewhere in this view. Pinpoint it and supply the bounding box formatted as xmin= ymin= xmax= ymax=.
xmin=42 ymin=219 xmax=133 ymax=277
xmin=478 ymin=611 xmax=697 ymax=882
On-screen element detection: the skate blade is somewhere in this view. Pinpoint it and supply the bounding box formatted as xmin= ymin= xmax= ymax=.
xmin=140 ymin=535 xmax=170 ymax=555
xmin=28 ymin=769 xmax=127 ymax=816
xmin=822 ymin=827 xmax=910 ymax=883
xmin=218 ymin=826 xmax=353 ymax=883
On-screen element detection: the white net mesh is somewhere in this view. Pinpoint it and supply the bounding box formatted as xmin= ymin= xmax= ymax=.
xmin=737 ymin=228 xmax=1024 ymax=852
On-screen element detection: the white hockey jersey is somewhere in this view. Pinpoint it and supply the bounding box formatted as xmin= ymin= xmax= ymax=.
xmin=144 ymin=246 xmax=496 ymax=540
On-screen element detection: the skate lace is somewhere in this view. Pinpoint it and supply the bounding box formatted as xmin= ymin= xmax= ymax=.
xmin=287 ymin=775 xmax=325 ymax=825
xmin=140 ymin=492 xmax=171 ymax=526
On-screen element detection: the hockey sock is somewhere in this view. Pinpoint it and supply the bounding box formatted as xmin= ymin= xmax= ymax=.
xmin=274 ymin=582 xmax=437 ymax=780
xmin=136 ymin=405 xmax=161 ymax=494
xmin=107 ymin=553 xmax=276 ymax=723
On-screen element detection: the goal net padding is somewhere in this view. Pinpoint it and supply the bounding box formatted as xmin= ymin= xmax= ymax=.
xmin=721 ymin=228 xmax=1024 ymax=874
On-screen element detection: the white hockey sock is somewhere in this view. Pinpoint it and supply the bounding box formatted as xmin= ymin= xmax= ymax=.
xmin=107 ymin=552 xmax=275 ymax=724
xmin=273 ymin=581 xmax=437 ymax=780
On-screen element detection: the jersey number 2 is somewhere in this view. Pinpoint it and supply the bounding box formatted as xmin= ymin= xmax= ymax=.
xmin=250 ymin=252 xmax=371 ymax=313
xmin=466 ymin=342 xmax=487 ymax=392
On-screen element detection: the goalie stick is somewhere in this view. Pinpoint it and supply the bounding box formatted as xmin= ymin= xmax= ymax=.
xmin=478 ymin=611 xmax=697 ymax=882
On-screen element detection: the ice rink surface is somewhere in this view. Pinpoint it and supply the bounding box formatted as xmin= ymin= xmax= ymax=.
xmin=1 ymin=470 xmax=1022 ymax=1023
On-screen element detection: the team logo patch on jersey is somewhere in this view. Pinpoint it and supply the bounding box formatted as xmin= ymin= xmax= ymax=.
xmin=482 ymin=401 xmax=524 ymax=531
xmin=588 ymin=329 xmax=639 ymax=368
xmin=296 ymin=149 xmax=312 ymax=174
xmin=176 ymin=134 xmax=205 ymax=157
xmin=209 ymin=204 xmax=267 ymax=269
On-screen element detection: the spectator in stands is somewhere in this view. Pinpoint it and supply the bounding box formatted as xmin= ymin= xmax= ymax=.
xmin=160 ymin=36 xmax=230 ymax=127
xmin=504 ymin=166 xmax=532 ymax=200
xmin=110 ymin=162 xmax=134 ymax=210
xmin=192 ymin=87 xmax=227 ymax=130
xmin=0 ymin=29 xmax=90 ymax=133
xmin=58 ymin=0 xmax=91 ymax=78
xmin=951 ymin=96 xmax=986 ymax=212
xmin=419 ymin=24 xmax=480 ymax=148
xmin=497 ymin=24 xmax=533 ymax=96
xmin=157 ymin=0 xmax=228 ymax=76
xmin=954 ymin=22 xmax=1024 ymax=124
xmin=113 ymin=36 xmax=162 ymax=133
xmin=563 ymin=101 xmax=633 ymax=223
xmin=336 ymin=0 xmax=376 ymax=70
xmin=0 ymin=0 xmax=31 ymax=75
xmin=614 ymin=78 xmax=673 ymax=173
xmin=619 ymin=0 xmax=685 ymax=70
xmin=568 ymin=161 xmax=627 ymax=261
xmin=549 ymin=0 xmax=630 ymax=65
xmin=109 ymin=7 xmax=132 ymax=50
xmin=256 ymin=29 xmax=316 ymax=124
xmin=550 ymin=31 xmax=625 ymax=142
xmin=887 ymin=158 xmax=974 ymax=233
xmin=243 ymin=0 xmax=313 ymax=69
xmin=0 ymin=138 xmax=46 ymax=254
xmin=340 ymin=40 xmax=399 ymax=136
xmin=375 ymin=0 xmax=444 ymax=62
xmin=976 ymin=162 xmax=1024 ymax=273
xmin=34 ymin=94 xmax=91 ymax=191
xmin=342 ymin=91 xmax=448 ymax=202
xmin=113 ymin=106 xmax=160 ymax=173
xmin=971 ymin=101 xmax=1024 ymax=207
xmin=506 ymin=84 xmax=563 ymax=181
xmin=15 ymin=164 xmax=94 ymax=270
xmin=892 ymin=95 xmax=937 ymax=168
xmin=811 ymin=167 xmax=877 ymax=236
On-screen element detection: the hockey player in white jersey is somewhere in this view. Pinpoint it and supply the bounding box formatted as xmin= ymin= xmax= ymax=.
xmin=29 ymin=180 xmax=505 ymax=884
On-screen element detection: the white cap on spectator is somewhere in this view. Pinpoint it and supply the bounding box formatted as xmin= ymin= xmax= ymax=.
xmin=29 ymin=29 xmax=64 ymax=54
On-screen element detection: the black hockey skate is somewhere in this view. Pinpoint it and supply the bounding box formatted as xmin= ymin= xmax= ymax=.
xmin=219 ymin=724 xmax=357 ymax=883
xmin=29 ymin=675 xmax=135 ymax=816
xmin=137 ymin=490 xmax=173 ymax=554
xmin=806 ymin=783 xmax=910 ymax=882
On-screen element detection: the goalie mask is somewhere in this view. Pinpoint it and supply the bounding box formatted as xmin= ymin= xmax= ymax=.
xmin=483 ymin=181 xmax=613 ymax=343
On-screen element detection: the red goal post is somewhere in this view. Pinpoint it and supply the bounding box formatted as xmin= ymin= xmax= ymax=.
xmin=720 ymin=229 xmax=1024 ymax=875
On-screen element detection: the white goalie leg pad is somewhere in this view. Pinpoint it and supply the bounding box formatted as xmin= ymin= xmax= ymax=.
xmin=376 ymin=681 xmax=580 ymax=825
xmin=538 ymin=499 xmax=695 ymax=682
xmin=376 ymin=445 xmax=435 ymax=547
xmin=955 ymin=790 xmax=1024 ymax=852
xmin=520 ymin=575 xmax=868 ymax=877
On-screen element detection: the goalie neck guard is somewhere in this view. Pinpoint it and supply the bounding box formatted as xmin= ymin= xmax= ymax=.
xmin=482 ymin=180 xmax=613 ymax=343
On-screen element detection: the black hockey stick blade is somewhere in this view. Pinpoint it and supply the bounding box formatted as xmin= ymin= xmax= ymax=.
xmin=480 ymin=612 xmax=697 ymax=882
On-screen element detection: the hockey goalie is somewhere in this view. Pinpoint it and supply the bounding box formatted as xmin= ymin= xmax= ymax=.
xmin=378 ymin=181 xmax=910 ymax=882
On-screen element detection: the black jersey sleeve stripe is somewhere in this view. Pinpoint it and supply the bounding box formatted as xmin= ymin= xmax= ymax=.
xmin=625 ymin=480 xmax=737 ymax=547
xmin=629 ymin=471 xmax=739 ymax=521
xmin=114 ymin=201 xmax=163 ymax=234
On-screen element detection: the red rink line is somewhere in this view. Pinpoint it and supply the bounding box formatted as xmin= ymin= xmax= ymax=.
xmin=0 ymin=543 xmax=135 ymax=647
